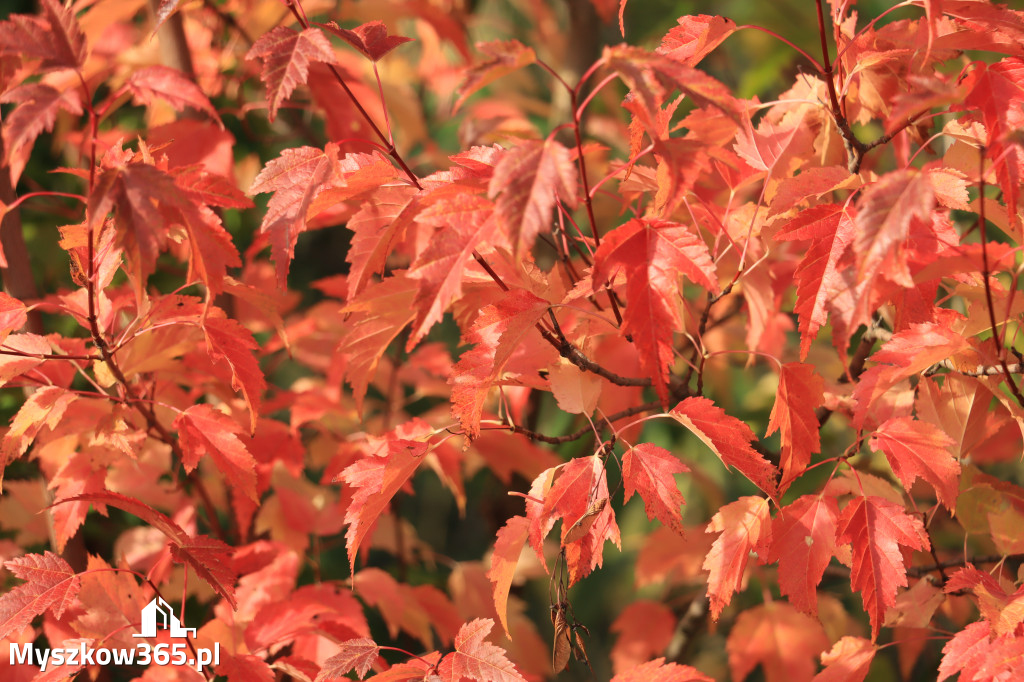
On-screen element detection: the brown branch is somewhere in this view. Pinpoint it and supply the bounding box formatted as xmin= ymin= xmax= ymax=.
xmin=814 ymin=0 xmax=866 ymax=174
xmin=666 ymin=588 xmax=709 ymax=665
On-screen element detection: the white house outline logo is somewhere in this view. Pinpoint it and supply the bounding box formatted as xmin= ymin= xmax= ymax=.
xmin=133 ymin=598 xmax=196 ymax=639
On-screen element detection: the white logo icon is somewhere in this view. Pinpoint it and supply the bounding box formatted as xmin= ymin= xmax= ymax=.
xmin=133 ymin=598 xmax=197 ymax=639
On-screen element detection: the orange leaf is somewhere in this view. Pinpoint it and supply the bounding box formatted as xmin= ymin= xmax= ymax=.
xmin=487 ymin=515 xmax=529 ymax=637
xmin=610 ymin=658 xmax=713 ymax=682
xmin=813 ymin=636 xmax=876 ymax=682
xmin=704 ymin=496 xmax=770 ymax=620
xmin=726 ymin=602 xmax=829 ymax=682
xmin=203 ymin=315 xmax=266 ymax=435
xmin=610 ymin=600 xmax=676 ymax=674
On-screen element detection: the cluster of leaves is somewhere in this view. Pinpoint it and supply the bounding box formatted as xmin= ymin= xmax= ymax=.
xmin=1 ymin=0 xmax=1024 ymax=680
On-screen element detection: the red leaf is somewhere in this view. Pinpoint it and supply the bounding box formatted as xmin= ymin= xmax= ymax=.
xmin=773 ymin=204 xmax=856 ymax=360
xmin=321 ymin=21 xmax=412 ymax=61
xmin=0 ymin=293 xmax=26 ymax=344
xmin=703 ymin=496 xmax=771 ymax=620
xmin=52 ymin=492 xmax=237 ymax=608
xmin=621 ymin=443 xmax=689 ymax=536
xmin=766 ymin=494 xmax=839 ymax=616
xmin=658 ymin=15 xmax=737 ymax=66
xmin=594 ymin=218 xmax=718 ymax=402
xmin=407 ymin=192 xmax=498 ymax=345
xmin=936 ymin=620 xmax=1024 ymax=682
xmin=346 ymin=185 xmax=420 ymax=297
xmin=449 ymin=289 xmax=551 ymax=439
xmin=249 ymin=144 xmax=339 ymax=287
xmin=456 ymin=40 xmax=536 ymax=111
xmin=217 ymin=653 xmax=276 ymax=682
xmin=0 ymin=333 xmax=49 ymax=390
xmin=766 ymin=362 xmax=824 ymax=485
xmin=812 ymin=636 xmax=876 ymax=682
xmin=853 ymin=170 xmax=936 ymax=288
xmin=1 ymin=82 xmax=83 ymax=183
xmin=203 ymin=315 xmax=266 ymax=435
xmin=125 ymin=65 xmax=221 ymax=124
xmin=531 ymin=455 xmax=620 ymax=585
xmin=487 ymin=515 xmax=529 ymax=637
xmin=726 ymin=602 xmax=829 ymax=682
xmin=610 ymin=658 xmax=713 ymax=682
xmin=0 ymin=0 xmax=86 ymax=71
xmin=338 ymin=439 xmax=427 ymax=573
xmin=488 ymin=139 xmax=577 ymax=254
xmin=436 ymin=618 xmax=526 ymax=682
xmin=337 ymin=273 xmax=418 ymax=411
xmin=669 ymin=397 xmax=779 ymax=498
xmin=174 ymin=404 xmax=259 ymax=502
xmin=0 ymin=551 xmax=80 ymax=640
xmin=170 ymin=534 xmax=238 ymax=609
xmin=316 ymin=638 xmax=379 ymax=681
xmin=246 ymin=26 xmax=338 ymax=121
xmin=836 ymin=496 xmax=930 ymax=639
xmin=870 ymin=416 xmax=960 ymax=510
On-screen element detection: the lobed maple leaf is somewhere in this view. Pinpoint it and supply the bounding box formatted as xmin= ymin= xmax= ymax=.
xmin=316 ymin=637 xmax=380 ymax=681
xmin=1 ymin=82 xmax=83 ymax=184
xmin=533 ymin=455 xmax=620 ymax=584
xmin=1 ymin=386 xmax=77 ymax=492
xmin=337 ymin=273 xmax=418 ymax=411
xmin=854 ymin=170 xmax=936 ymax=288
xmin=54 ymin=492 xmax=238 ymax=608
xmin=669 ymin=397 xmax=779 ymax=497
xmin=766 ymin=494 xmax=838 ymax=615
xmin=658 ymin=15 xmax=737 ymax=66
xmin=338 ymin=438 xmax=427 ymax=574
xmin=456 ymin=40 xmax=536 ymax=112
xmin=449 ymin=288 xmax=551 ymax=439
xmin=0 ymin=551 xmax=80 ymax=640
xmin=320 ymin=21 xmax=412 ymax=62
xmin=703 ymin=496 xmax=771 ymax=620
xmin=621 ymin=443 xmax=689 ymax=537
xmin=487 ymin=515 xmax=529 ymax=637
xmin=766 ymin=362 xmax=824 ymax=485
xmin=836 ymin=496 xmax=930 ymax=639
xmin=435 ymin=618 xmax=526 ymax=682
xmin=174 ymin=404 xmax=259 ymax=503
xmin=726 ymin=602 xmax=829 ymax=682
xmin=407 ymin=192 xmax=500 ymax=345
xmin=488 ymin=139 xmax=577 ymax=255
xmin=249 ymin=144 xmax=340 ymax=287
xmin=773 ymin=204 xmax=856 ymax=360
xmin=0 ymin=0 xmax=86 ymax=72
xmin=246 ymin=26 xmax=339 ymax=121
xmin=938 ymin=620 xmax=1024 ymax=681
xmin=593 ymin=218 xmax=718 ymax=403
xmin=124 ymin=65 xmax=221 ymax=124
xmin=203 ymin=315 xmax=266 ymax=435
xmin=870 ymin=416 xmax=960 ymax=510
